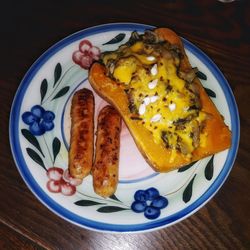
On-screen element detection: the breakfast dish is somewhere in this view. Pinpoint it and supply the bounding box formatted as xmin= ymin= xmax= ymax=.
xmin=9 ymin=23 xmax=239 ymax=232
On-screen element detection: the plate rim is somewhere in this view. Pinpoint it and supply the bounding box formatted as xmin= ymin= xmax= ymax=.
xmin=9 ymin=22 xmax=240 ymax=233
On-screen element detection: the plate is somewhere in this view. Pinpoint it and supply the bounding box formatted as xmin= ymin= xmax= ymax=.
xmin=9 ymin=23 xmax=240 ymax=233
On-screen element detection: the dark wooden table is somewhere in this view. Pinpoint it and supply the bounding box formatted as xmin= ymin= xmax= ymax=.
xmin=1 ymin=0 xmax=250 ymax=249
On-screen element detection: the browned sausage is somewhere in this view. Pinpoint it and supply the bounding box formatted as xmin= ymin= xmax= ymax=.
xmin=69 ymin=88 xmax=94 ymax=179
xmin=92 ymin=105 xmax=122 ymax=197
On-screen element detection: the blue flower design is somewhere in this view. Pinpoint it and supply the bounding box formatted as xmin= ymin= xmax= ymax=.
xmin=131 ymin=187 xmax=168 ymax=219
xmin=22 ymin=105 xmax=55 ymax=136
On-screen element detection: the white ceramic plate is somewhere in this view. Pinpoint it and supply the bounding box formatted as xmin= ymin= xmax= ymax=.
xmin=9 ymin=23 xmax=240 ymax=233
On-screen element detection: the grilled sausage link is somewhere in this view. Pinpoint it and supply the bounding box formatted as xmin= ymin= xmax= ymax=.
xmin=69 ymin=88 xmax=94 ymax=179
xmin=92 ymin=105 xmax=121 ymax=197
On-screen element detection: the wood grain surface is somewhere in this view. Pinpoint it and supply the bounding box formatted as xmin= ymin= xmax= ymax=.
xmin=1 ymin=0 xmax=250 ymax=249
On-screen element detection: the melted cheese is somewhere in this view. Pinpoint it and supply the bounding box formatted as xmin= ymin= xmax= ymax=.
xmin=103 ymin=41 xmax=206 ymax=157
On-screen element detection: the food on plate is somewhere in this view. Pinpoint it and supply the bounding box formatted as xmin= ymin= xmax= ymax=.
xmin=92 ymin=105 xmax=121 ymax=197
xmin=89 ymin=28 xmax=231 ymax=172
xmin=68 ymin=88 xmax=94 ymax=179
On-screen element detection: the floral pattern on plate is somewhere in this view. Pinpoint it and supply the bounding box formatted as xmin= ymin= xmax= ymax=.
xmin=10 ymin=23 xmax=239 ymax=232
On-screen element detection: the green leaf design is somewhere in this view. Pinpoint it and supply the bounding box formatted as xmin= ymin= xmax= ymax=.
xmin=53 ymin=63 xmax=62 ymax=87
xmin=74 ymin=200 xmax=106 ymax=206
xmin=26 ymin=148 xmax=47 ymax=171
xmin=178 ymin=161 xmax=197 ymax=172
xmin=52 ymin=137 xmax=61 ymax=164
xmin=196 ymin=70 xmax=207 ymax=80
xmin=40 ymin=79 xmax=48 ymax=104
xmin=109 ymin=194 xmax=121 ymax=202
xmin=21 ymin=129 xmax=45 ymax=157
xmin=182 ymin=174 xmax=196 ymax=203
xmin=97 ymin=206 xmax=129 ymax=213
xmin=204 ymin=87 xmax=216 ymax=98
xmin=103 ymin=33 xmax=126 ymax=45
xmin=205 ymin=155 xmax=214 ymax=181
xmin=52 ymin=86 xmax=70 ymax=100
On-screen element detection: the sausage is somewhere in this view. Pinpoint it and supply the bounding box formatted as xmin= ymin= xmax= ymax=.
xmin=69 ymin=88 xmax=94 ymax=179
xmin=92 ymin=105 xmax=122 ymax=197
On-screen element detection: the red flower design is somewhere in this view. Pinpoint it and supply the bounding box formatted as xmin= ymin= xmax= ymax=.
xmin=46 ymin=167 xmax=82 ymax=196
xmin=72 ymin=40 xmax=100 ymax=69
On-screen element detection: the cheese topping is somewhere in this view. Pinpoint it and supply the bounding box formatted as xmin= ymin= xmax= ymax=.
xmin=101 ymin=31 xmax=207 ymax=158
